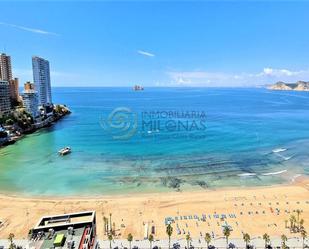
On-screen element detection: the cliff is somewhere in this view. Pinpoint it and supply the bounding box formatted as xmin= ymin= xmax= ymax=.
xmin=268 ymin=81 xmax=309 ymax=91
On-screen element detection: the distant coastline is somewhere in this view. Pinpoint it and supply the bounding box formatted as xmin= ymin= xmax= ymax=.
xmin=268 ymin=81 xmax=309 ymax=91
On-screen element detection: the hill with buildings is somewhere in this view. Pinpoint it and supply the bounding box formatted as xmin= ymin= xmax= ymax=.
xmin=0 ymin=53 xmax=70 ymax=147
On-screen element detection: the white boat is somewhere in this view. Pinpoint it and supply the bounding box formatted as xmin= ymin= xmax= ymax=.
xmin=58 ymin=147 xmax=71 ymax=156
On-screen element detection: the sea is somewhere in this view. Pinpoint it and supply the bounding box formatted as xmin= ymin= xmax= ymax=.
xmin=0 ymin=87 xmax=309 ymax=196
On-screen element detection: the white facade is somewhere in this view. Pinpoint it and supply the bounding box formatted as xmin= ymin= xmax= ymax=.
xmin=32 ymin=56 xmax=52 ymax=106
xmin=0 ymin=80 xmax=11 ymax=117
xmin=22 ymin=90 xmax=39 ymax=118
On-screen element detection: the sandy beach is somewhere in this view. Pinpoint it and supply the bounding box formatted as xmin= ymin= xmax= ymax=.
xmin=0 ymin=178 xmax=308 ymax=240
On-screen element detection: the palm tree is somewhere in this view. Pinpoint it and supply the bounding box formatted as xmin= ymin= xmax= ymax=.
xmin=300 ymin=219 xmax=305 ymax=230
xmin=205 ymin=233 xmax=211 ymax=249
xmin=108 ymin=234 xmax=113 ymax=249
xmin=281 ymin=234 xmax=288 ymax=249
xmin=284 ymin=220 xmax=288 ymax=229
xmin=186 ymin=234 xmax=191 ymax=249
xmin=296 ymin=209 xmax=301 ymax=229
xmin=103 ymin=216 xmax=108 ymax=235
xmin=223 ymin=226 xmax=231 ymax=249
xmin=166 ymin=224 xmax=173 ymax=249
xmin=148 ymin=234 xmax=154 ymax=249
xmin=301 ymin=230 xmax=307 ymax=249
xmin=8 ymin=233 xmax=15 ymax=249
xmin=109 ymin=213 xmax=112 ymax=234
xmin=243 ymin=233 xmax=250 ymax=249
xmin=127 ymin=233 xmax=133 ymax=249
xmin=290 ymin=215 xmax=297 ymax=233
xmin=263 ymin=233 xmax=270 ymax=248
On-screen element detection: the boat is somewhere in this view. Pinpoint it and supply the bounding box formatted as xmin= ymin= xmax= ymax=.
xmin=58 ymin=147 xmax=71 ymax=156
xmin=133 ymin=85 xmax=144 ymax=91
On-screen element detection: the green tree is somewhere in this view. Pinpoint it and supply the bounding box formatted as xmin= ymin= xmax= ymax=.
xmin=148 ymin=234 xmax=154 ymax=249
xmin=263 ymin=233 xmax=270 ymax=248
xmin=5 ymin=118 xmax=14 ymax=126
xmin=205 ymin=233 xmax=211 ymax=248
xmin=8 ymin=233 xmax=15 ymax=249
xmin=281 ymin=234 xmax=288 ymax=249
xmin=127 ymin=233 xmax=133 ymax=249
xmin=166 ymin=224 xmax=173 ymax=249
xmin=186 ymin=234 xmax=191 ymax=249
xmin=223 ymin=226 xmax=231 ymax=248
xmin=301 ymin=230 xmax=307 ymax=249
xmin=108 ymin=234 xmax=113 ymax=249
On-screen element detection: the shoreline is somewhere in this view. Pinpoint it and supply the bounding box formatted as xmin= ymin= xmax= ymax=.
xmin=0 ymin=176 xmax=308 ymax=239
xmin=0 ymin=104 xmax=71 ymax=149
xmin=0 ymin=173 xmax=306 ymax=200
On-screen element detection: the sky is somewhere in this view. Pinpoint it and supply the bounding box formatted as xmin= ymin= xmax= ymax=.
xmin=0 ymin=1 xmax=309 ymax=87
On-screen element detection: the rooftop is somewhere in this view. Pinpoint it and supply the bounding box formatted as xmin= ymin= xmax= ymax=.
xmin=34 ymin=211 xmax=95 ymax=231
xmin=30 ymin=211 xmax=96 ymax=249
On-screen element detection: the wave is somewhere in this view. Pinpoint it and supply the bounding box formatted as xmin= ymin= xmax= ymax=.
xmin=262 ymin=169 xmax=287 ymax=176
xmin=291 ymin=174 xmax=302 ymax=182
xmin=272 ymin=148 xmax=287 ymax=153
xmin=238 ymin=173 xmax=257 ymax=177
xmin=276 ymin=153 xmax=293 ymax=161
xmin=282 ymin=156 xmax=293 ymax=161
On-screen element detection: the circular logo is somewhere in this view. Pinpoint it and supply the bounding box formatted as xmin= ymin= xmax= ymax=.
xmin=100 ymin=107 xmax=138 ymax=140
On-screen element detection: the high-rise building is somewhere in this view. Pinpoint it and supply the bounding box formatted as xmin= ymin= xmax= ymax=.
xmin=0 ymin=53 xmax=20 ymax=107
xmin=0 ymin=53 xmax=12 ymax=81
xmin=0 ymin=80 xmax=11 ymax=117
xmin=9 ymin=78 xmax=19 ymax=106
xmin=32 ymin=56 xmax=52 ymax=106
xmin=24 ymin=81 xmax=35 ymax=91
xmin=22 ymin=82 xmax=39 ymax=118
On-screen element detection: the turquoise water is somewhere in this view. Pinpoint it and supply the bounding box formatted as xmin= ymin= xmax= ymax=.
xmin=0 ymin=87 xmax=309 ymax=196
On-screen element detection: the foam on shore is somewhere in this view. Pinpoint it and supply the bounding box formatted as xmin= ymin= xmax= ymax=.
xmin=262 ymin=170 xmax=287 ymax=176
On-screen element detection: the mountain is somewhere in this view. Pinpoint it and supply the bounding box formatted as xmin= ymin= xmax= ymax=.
xmin=268 ymin=81 xmax=309 ymax=91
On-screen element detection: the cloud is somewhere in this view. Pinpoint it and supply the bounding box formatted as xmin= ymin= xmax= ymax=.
xmin=260 ymin=67 xmax=301 ymax=77
xmin=166 ymin=68 xmax=309 ymax=87
xmin=137 ymin=50 xmax=155 ymax=57
xmin=0 ymin=22 xmax=59 ymax=36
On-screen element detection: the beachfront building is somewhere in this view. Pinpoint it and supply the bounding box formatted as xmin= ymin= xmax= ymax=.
xmin=29 ymin=211 xmax=98 ymax=249
xmin=0 ymin=53 xmax=20 ymax=107
xmin=22 ymin=82 xmax=39 ymax=118
xmin=32 ymin=56 xmax=52 ymax=106
xmin=0 ymin=53 xmax=12 ymax=81
xmin=0 ymin=80 xmax=11 ymax=117
xmin=9 ymin=77 xmax=20 ymax=106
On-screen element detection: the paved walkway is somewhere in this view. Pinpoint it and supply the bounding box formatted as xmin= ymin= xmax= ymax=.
xmin=98 ymin=237 xmax=308 ymax=249
xmin=0 ymin=237 xmax=307 ymax=249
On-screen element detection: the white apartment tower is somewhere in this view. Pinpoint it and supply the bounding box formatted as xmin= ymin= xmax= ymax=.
xmin=32 ymin=56 xmax=52 ymax=106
